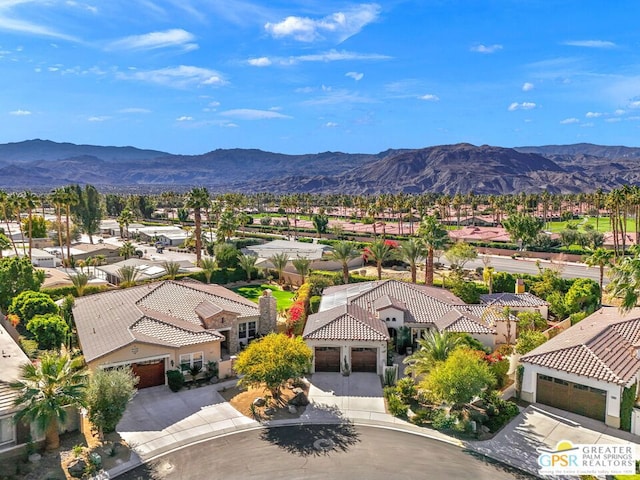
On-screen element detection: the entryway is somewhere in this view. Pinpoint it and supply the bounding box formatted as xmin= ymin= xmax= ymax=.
xmin=131 ymin=360 xmax=166 ymax=389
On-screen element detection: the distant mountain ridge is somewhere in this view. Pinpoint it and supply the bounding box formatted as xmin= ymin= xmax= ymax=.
xmin=1 ymin=139 xmax=640 ymax=194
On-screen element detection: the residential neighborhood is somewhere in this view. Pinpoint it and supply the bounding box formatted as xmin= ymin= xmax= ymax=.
xmin=0 ymin=187 xmax=639 ymax=479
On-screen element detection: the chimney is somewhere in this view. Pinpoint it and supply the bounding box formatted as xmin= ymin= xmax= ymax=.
xmin=258 ymin=289 xmax=277 ymax=335
xmin=515 ymin=278 xmax=525 ymax=294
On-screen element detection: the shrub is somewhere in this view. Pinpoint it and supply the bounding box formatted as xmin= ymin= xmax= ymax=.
xmin=166 ymin=369 xmax=185 ymax=392
xmin=396 ymin=377 xmax=417 ymax=403
xmin=481 ymin=390 xmax=520 ymax=432
xmin=488 ymin=357 xmax=510 ymax=389
xmin=383 ymin=385 xmax=399 ymax=400
xmin=450 ymin=280 xmax=480 ymax=304
xmin=410 ymin=408 xmax=436 ymax=425
xmin=26 ymin=313 xmax=69 ymax=350
xmin=309 ymin=295 xmax=321 ymax=314
xmin=432 ymin=410 xmax=457 ymax=430
xmin=387 ymin=393 xmax=408 ymax=417
xmin=569 ymin=311 xmax=588 ymax=325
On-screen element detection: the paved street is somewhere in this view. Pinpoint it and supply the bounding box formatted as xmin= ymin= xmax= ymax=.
xmin=118 ymin=425 xmax=533 ymax=480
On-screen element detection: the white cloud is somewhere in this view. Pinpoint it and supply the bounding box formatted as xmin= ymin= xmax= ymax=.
xmin=176 ymin=116 xmax=193 ymax=121
xmin=0 ymin=15 xmax=78 ymax=42
xmin=88 ymin=116 xmax=110 ymax=122
xmin=119 ymin=65 xmax=226 ymax=88
xmin=265 ymin=3 xmax=381 ymax=43
xmin=581 ymin=122 xmax=594 ymax=127
xmin=563 ymin=40 xmax=616 ymax=48
xmin=560 ymin=117 xmax=579 ymax=124
xmin=325 ymin=121 xmax=338 ymax=127
xmin=118 ymin=107 xmax=151 ymax=114
xmin=346 ymin=71 xmax=364 ymax=81
xmin=615 ymin=109 xmax=626 ymax=115
xmin=208 ymin=101 xmax=220 ymax=107
xmin=108 ymin=29 xmax=198 ymax=52
xmin=629 ymin=100 xmax=640 ymax=109
xmin=605 ymin=117 xmax=621 ymax=123
xmin=248 ymin=57 xmax=271 ymax=67
xmin=470 ymin=44 xmax=503 ymax=54
xmin=522 ymin=82 xmax=534 ymax=92
xmin=585 ymin=111 xmax=602 ymax=118
xmin=9 ymin=109 xmax=31 ymax=115
xmin=508 ymin=102 xmax=536 ymax=111
xmin=295 ymin=50 xmax=390 ymax=63
xmin=220 ymin=109 xmax=292 ymax=120
xmin=419 ymin=94 xmax=439 ymax=101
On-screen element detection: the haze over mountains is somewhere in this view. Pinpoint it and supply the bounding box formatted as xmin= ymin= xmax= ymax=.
xmin=2 ymin=139 xmax=640 ymax=195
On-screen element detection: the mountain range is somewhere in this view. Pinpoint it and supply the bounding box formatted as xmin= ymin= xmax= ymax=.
xmin=2 ymin=139 xmax=640 ymax=195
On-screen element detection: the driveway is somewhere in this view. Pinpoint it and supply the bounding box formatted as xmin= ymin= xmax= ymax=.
xmin=467 ymin=404 xmax=640 ymax=479
xmin=307 ymin=373 xmax=386 ymax=418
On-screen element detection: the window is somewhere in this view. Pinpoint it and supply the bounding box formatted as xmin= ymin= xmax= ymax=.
xmin=392 ymin=317 xmax=396 ymax=322
xmin=179 ymin=352 xmax=203 ymax=371
xmin=239 ymin=322 xmax=257 ymax=340
xmin=248 ymin=321 xmax=256 ymax=338
xmin=0 ymin=416 xmax=14 ymax=446
xmin=239 ymin=323 xmax=247 ymax=339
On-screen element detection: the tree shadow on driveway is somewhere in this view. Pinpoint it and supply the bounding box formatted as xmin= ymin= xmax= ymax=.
xmin=259 ymin=422 xmax=360 ymax=457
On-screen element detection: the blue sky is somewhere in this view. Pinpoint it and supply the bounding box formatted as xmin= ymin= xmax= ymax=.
xmin=1 ymin=1 xmax=640 ymax=155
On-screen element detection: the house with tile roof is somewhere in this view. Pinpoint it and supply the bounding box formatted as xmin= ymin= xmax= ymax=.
xmin=73 ymin=280 xmax=277 ymax=388
xmin=303 ymin=280 xmax=508 ymax=374
xmin=520 ymin=306 xmax=640 ymax=429
xmin=0 ymin=318 xmax=32 ymax=455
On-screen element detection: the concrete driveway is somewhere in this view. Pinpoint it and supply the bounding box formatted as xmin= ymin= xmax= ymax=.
xmin=308 ymin=373 xmax=386 ymax=417
xmin=467 ymin=404 xmax=640 ymax=479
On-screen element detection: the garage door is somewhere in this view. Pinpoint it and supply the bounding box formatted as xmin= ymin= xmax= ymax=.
xmin=132 ymin=360 xmax=166 ymax=389
xmin=314 ymin=347 xmax=340 ymax=372
xmin=351 ymin=348 xmax=377 ymax=373
xmin=536 ymin=374 xmax=606 ymax=422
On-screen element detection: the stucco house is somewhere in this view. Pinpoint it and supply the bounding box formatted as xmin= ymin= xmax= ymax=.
xmin=520 ymin=307 xmax=640 ymax=429
xmin=73 ymin=280 xmax=277 ymax=388
xmin=480 ymin=292 xmax=549 ymax=320
xmin=304 ymin=280 xmax=509 ymax=375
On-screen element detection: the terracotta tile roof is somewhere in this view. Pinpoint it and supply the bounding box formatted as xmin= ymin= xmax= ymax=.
xmin=131 ymin=317 xmax=223 ymax=347
xmin=73 ymin=280 xmax=254 ymax=363
xmin=480 ymin=292 xmax=549 ymax=307
xmin=194 ymin=301 xmax=223 ymax=319
xmin=373 ymin=294 xmax=407 ymax=311
xmin=303 ymin=304 xmax=389 ymax=342
xmin=521 ymin=307 xmax=640 ymax=385
xmin=435 ymin=309 xmax=496 ymax=335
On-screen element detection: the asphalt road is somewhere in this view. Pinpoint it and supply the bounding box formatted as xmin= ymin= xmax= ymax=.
xmin=118 ymin=425 xmax=534 ymax=480
xmin=442 ymin=254 xmax=607 ymax=284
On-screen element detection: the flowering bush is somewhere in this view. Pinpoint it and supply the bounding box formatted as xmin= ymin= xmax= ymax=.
xmin=286 ymin=282 xmax=312 ymax=336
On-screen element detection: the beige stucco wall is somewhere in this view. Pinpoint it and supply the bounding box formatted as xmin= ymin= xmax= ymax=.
xmin=305 ymin=338 xmax=386 ymax=375
xmin=378 ymin=306 xmax=405 ymax=328
xmin=521 ymin=363 xmax=622 ymax=427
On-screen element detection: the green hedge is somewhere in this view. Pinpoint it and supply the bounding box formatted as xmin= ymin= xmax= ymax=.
xmin=42 ymin=285 xmax=111 ymax=300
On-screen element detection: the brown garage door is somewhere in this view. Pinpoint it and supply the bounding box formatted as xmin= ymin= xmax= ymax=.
xmin=314 ymin=347 xmax=340 ymax=372
xmin=351 ymin=348 xmax=377 ymax=373
xmin=132 ymin=360 xmax=166 ymax=389
xmin=536 ymin=374 xmax=606 ymax=422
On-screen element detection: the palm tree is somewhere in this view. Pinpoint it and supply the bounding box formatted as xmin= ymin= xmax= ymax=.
xmin=117 ymin=265 xmax=140 ymax=287
xmin=328 ymin=241 xmax=359 ymax=284
xmin=399 ymin=238 xmax=425 ymax=283
xmin=185 ymin=187 xmax=210 ymax=266
xmin=50 ymin=188 xmax=67 ymax=265
xmin=7 ymin=192 xmax=26 ymax=256
xmin=0 ymin=190 xmax=19 ymax=256
xmin=62 ymin=187 xmax=79 ymax=260
xmin=11 ymin=351 xmax=87 ymax=450
xmin=584 ymin=247 xmax=614 ymax=306
xmin=217 ymin=209 xmax=238 ymax=243
xmin=118 ymin=241 xmax=136 ymax=260
xmin=238 ymin=254 xmax=258 ymax=281
xmin=269 ymin=252 xmax=289 ymax=285
xmin=418 ymin=215 xmax=449 ymax=286
xmin=292 ymin=257 xmax=311 ymax=284
xmin=200 ymin=257 xmax=216 ymax=284
xmin=69 ymin=272 xmax=89 ymax=297
xmin=403 ymin=330 xmax=460 ymax=377
xmin=117 ymin=208 xmax=135 ymax=240
xmin=163 ymin=261 xmax=181 ymax=280
xmin=22 ymin=191 xmax=39 ymax=260
xmin=366 ymin=239 xmax=394 ymax=280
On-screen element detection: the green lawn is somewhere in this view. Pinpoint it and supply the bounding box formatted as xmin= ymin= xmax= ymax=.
xmin=231 ymin=284 xmax=295 ymax=310
xmin=546 ymin=216 xmax=637 ymax=234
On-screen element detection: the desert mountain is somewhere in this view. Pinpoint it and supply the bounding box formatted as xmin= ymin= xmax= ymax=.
xmin=1 ymin=139 xmax=639 ymax=194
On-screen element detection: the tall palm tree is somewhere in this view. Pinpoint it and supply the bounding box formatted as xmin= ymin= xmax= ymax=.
xmin=606 ymin=249 xmax=640 ymax=312
xmin=366 ymin=239 xmax=394 ymax=280
xmin=117 ymin=208 xmax=135 ymax=240
xmin=118 ymin=241 xmax=136 ymax=260
xmin=292 ymin=257 xmax=311 ymax=284
xmin=269 ymin=252 xmax=289 ymax=285
xmin=11 ymin=351 xmax=87 ymax=450
xmin=7 ymin=193 xmax=26 ymax=256
xmin=22 ymin=191 xmax=39 ymax=260
xmin=403 ymin=330 xmax=460 ymax=377
xmin=63 ymin=187 xmax=79 ymax=260
xmin=50 ymin=188 xmax=67 ymax=265
xmin=418 ymin=215 xmax=449 ymax=286
xmin=185 ymin=187 xmax=210 ymax=266
xmin=238 ymin=254 xmax=258 ymax=281
xmin=328 ymin=241 xmax=359 ymax=284
xmin=584 ymin=247 xmax=614 ymax=306
xmin=0 ymin=190 xmax=19 ymax=256
xmin=399 ymin=238 xmax=425 ymax=284
xmin=69 ymin=272 xmax=89 ymax=297
xmin=200 ymin=257 xmax=216 ymax=284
